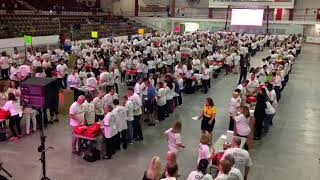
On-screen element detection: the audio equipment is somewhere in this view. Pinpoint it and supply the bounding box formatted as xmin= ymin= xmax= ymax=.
xmin=20 ymin=77 xmax=59 ymax=109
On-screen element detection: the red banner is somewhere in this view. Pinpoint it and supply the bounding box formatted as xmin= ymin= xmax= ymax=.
xmin=275 ymin=8 xmax=282 ymax=20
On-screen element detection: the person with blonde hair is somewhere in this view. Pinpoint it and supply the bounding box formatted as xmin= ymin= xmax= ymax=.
xmin=198 ymin=133 xmax=215 ymax=164
xmin=143 ymin=156 xmax=162 ymax=180
xmin=164 ymin=121 xmax=185 ymax=154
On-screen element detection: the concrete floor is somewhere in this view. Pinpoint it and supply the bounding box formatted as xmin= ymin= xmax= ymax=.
xmin=1 ymin=45 xmax=320 ymax=180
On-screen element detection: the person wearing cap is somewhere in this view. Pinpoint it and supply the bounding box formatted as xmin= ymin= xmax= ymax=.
xmin=187 ymin=159 xmax=213 ymax=180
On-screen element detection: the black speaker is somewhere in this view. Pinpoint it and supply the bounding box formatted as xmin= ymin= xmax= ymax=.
xmin=20 ymin=77 xmax=59 ymax=109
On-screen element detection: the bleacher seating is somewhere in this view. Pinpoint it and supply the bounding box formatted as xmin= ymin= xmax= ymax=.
xmin=0 ymin=14 xmax=153 ymax=39
xmin=0 ymin=0 xmax=28 ymax=11
xmin=23 ymin=0 xmax=102 ymax=12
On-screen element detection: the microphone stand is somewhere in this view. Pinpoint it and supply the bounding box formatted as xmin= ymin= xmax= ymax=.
xmin=37 ymin=108 xmax=50 ymax=180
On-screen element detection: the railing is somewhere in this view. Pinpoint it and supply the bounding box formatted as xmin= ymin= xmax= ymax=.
xmin=128 ymin=16 xmax=167 ymax=32
xmin=122 ymin=7 xmax=320 ymax=23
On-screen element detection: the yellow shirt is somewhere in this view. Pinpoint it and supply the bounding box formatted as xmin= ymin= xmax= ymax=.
xmin=203 ymin=105 xmax=217 ymax=118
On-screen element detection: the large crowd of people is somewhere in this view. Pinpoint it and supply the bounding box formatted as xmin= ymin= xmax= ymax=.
xmin=0 ymin=30 xmax=301 ymax=180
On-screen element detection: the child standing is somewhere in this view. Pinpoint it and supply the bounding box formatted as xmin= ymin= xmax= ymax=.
xmin=164 ymin=121 xmax=185 ymax=155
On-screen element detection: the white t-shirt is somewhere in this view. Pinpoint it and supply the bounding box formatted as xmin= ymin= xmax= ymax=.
xmin=147 ymin=60 xmax=156 ymax=70
xmin=246 ymin=78 xmax=259 ymax=94
xmin=9 ymin=66 xmax=18 ymax=81
xmin=103 ymin=93 xmax=118 ymax=106
xmin=69 ymin=102 xmax=85 ymax=127
xmin=157 ymin=88 xmax=166 ymax=106
xmin=85 ymin=77 xmax=98 ymax=91
xmin=103 ymin=112 xmax=117 ymax=138
xmin=187 ymin=171 xmax=213 ymax=180
xmin=228 ymin=167 xmax=243 ymax=180
xmin=67 ymin=74 xmax=80 ymax=88
xmin=93 ymin=97 xmax=104 ymax=116
xmin=221 ymin=148 xmax=253 ymax=177
xmin=134 ymin=83 xmax=141 ymax=95
xmin=83 ymin=100 xmax=95 ymax=125
xmin=128 ymin=93 xmax=142 ymax=116
xmin=125 ymin=100 xmax=134 ymax=121
xmin=234 ymin=114 xmax=250 ymax=136
xmin=164 ymin=128 xmax=182 ymax=153
xmin=214 ymin=174 xmax=231 ymax=180
xmin=113 ymin=106 xmax=127 ymax=132
xmin=228 ymin=97 xmax=241 ymax=116
xmin=202 ymin=68 xmax=210 ymax=80
xmin=56 ymin=64 xmax=67 ymax=78
xmin=0 ymin=56 xmax=9 ymax=69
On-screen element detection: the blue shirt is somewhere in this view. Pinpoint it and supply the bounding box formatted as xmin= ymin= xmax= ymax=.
xmin=147 ymin=85 xmax=156 ymax=100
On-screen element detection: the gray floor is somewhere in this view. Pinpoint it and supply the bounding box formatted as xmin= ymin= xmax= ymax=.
xmin=1 ymin=45 xmax=320 ymax=180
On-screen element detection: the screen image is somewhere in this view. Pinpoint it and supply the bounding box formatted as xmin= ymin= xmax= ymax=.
xmin=231 ymin=9 xmax=264 ymax=26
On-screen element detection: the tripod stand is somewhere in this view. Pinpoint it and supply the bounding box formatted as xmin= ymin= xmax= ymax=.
xmin=37 ymin=108 xmax=50 ymax=180
xmin=0 ymin=163 xmax=12 ymax=179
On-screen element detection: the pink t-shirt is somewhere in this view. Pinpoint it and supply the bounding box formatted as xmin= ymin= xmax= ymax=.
xmin=165 ymin=128 xmax=182 ymax=153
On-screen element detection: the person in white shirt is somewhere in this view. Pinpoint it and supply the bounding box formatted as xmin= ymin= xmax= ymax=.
xmin=164 ymin=121 xmax=185 ymax=155
xmin=127 ymin=88 xmax=143 ymax=141
xmin=228 ymin=92 xmax=241 ymax=131
xmin=102 ymin=104 xmax=117 ymax=159
xmin=2 ymin=93 xmax=22 ymax=141
xmin=0 ymin=52 xmax=10 ymax=80
xmin=233 ymin=51 xmax=240 ymax=74
xmin=112 ymin=65 xmax=121 ymax=93
xmin=230 ymin=106 xmax=251 ymax=150
xmin=134 ymin=78 xmax=143 ymax=96
xmin=67 ymin=67 xmax=81 ymax=100
xmin=221 ymin=155 xmax=244 ymax=180
xmin=112 ymin=99 xmax=128 ymax=150
xmin=82 ymin=94 xmax=95 ymax=125
xmin=9 ymin=63 xmax=18 ymax=82
xmin=85 ymin=74 xmax=98 ymax=94
xmin=192 ymin=57 xmax=201 ymax=74
xmin=123 ymin=95 xmax=134 ymax=144
xmin=202 ymin=63 xmax=210 ymax=94
xmin=156 ymin=82 xmax=167 ymax=121
xmin=221 ymin=137 xmax=253 ymax=180
xmin=272 ymin=71 xmax=282 ymax=102
xmin=93 ymin=90 xmax=105 ymax=122
xmin=99 ymin=69 xmax=111 ymax=92
xmin=102 ymin=87 xmax=118 ymax=107
xmin=187 ymin=159 xmax=213 ymax=180
xmin=215 ymin=160 xmax=232 ymax=180
xmin=56 ymin=59 xmax=67 ymax=89
xmin=147 ymin=57 xmax=156 ymax=75
xmin=266 ymin=84 xmax=278 ymax=109
xmin=257 ymin=65 xmax=267 ymax=83
xmin=246 ymin=73 xmax=259 ymax=95
xmin=69 ymin=95 xmax=85 ymax=154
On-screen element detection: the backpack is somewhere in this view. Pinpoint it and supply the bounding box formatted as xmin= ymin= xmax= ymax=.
xmin=83 ymin=147 xmax=101 ymax=162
